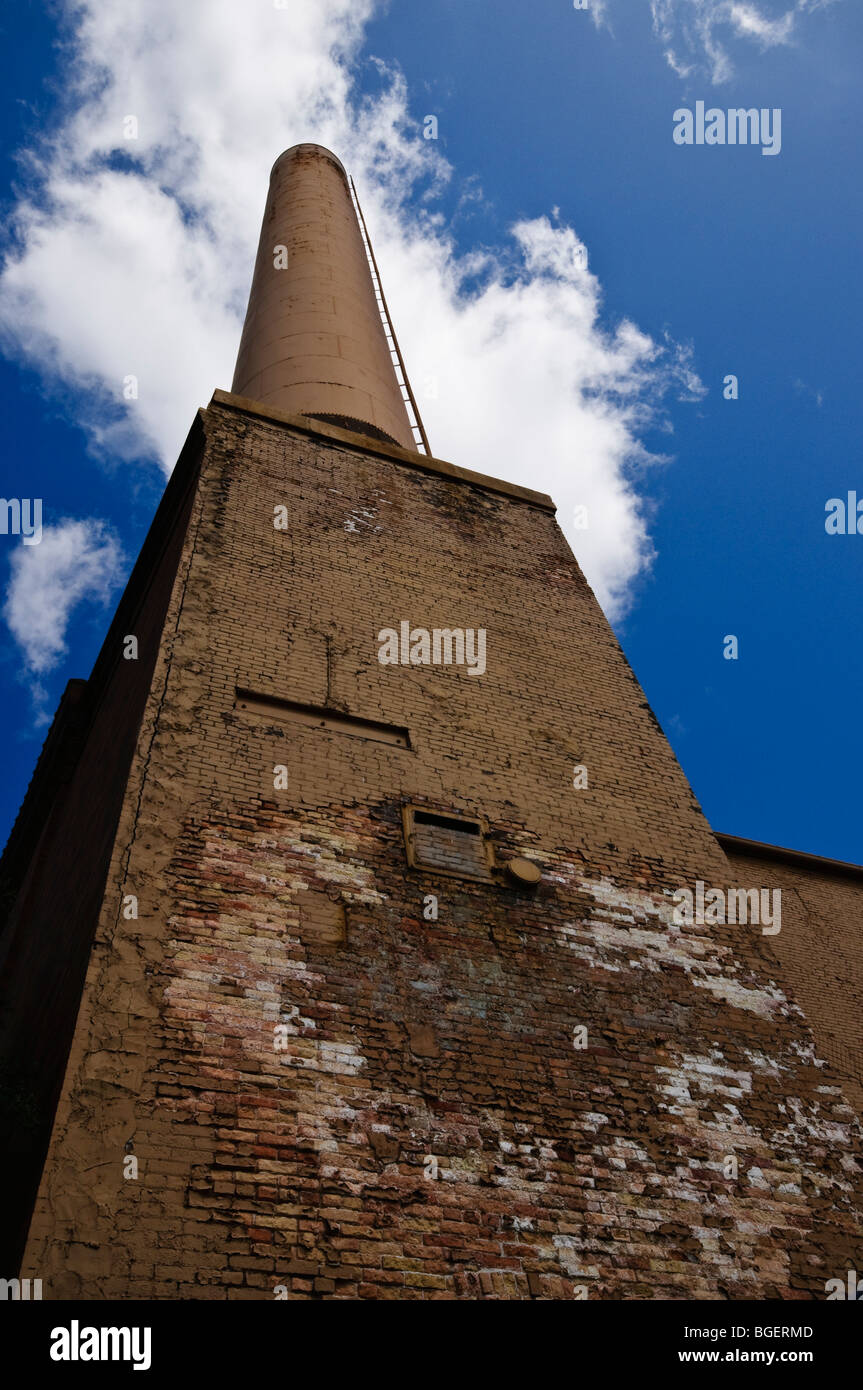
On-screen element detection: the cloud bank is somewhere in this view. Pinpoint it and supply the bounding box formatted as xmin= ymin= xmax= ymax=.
xmin=1 ymin=0 xmax=708 ymax=681
xmin=3 ymin=519 xmax=124 ymax=719
xmin=649 ymin=0 xmax=840 ymax=82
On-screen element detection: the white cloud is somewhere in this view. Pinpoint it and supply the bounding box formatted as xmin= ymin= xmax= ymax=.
xmin=587 ymin=0 xmax=612 ymax=28
xmin=3 ymin=520 xmax=124 ymax=713
xmin=1 ymin=0 xmax=705 ymax=626
xmin=729 ymin=3 xmax=794 ymax=45
xmin=649 ymin=0 xmax=840 ymax=83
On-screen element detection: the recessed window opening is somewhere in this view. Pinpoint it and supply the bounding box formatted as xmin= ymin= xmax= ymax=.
xmin=413 ymin=810 xmax=481 ymax=835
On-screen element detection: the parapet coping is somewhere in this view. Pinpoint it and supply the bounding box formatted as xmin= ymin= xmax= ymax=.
xmin=208 ymin=389 xmax=557 ymax=513
xmin=717 ymin=832 xmax=863 ymax=881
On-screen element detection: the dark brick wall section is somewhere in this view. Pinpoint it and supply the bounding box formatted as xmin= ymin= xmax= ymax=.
xmin=0 ymin=418 xmax=204 ymax=1270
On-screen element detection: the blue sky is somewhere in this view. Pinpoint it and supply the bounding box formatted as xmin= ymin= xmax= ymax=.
xmin=0 ymin=0 xmax=861 ymax=862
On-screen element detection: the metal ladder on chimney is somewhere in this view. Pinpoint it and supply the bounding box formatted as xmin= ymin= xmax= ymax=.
xmin=349 ymin=176 xmax=431 ymax=456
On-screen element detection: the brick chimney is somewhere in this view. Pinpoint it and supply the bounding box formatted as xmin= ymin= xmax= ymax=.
xmin=231 ymin=143 xmax=416 ymax=451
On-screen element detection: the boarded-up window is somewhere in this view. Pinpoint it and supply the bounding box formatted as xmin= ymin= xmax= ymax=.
xmin=297 ymin=890 xmax=346 ymax=946
xmin=402 ymin=807 xmax=493 ymax=881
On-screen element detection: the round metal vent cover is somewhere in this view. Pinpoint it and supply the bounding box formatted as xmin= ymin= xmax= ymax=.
xmin=505 ymin=857 xmax=542 ymax=886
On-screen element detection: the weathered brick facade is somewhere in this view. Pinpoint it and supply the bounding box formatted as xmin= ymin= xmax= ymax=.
xmin=720 ymin=836 xmax=863 ymax=1122
xmin=4 ymin=393 xmax=861 ymax=1298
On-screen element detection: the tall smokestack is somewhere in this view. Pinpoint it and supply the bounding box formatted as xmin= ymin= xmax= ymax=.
xmin=232 ymin=144 xmax=417 ymax=452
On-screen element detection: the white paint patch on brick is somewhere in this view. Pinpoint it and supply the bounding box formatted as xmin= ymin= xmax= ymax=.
xmin=552 ymin=874 xmax=794 ymax=1021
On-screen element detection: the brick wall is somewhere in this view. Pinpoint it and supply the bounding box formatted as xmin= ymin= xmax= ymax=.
xmin=15 ymin=396 xmax=863 ymax=1298
xmin=719 ymin=838 xmax=863 ymax=1119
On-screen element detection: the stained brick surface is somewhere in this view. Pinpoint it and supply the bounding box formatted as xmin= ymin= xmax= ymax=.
xmin=15 ymin=399 xmax=863 ymax=1298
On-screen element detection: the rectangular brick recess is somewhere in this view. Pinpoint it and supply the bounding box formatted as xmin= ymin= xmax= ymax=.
xmin=6 ymin=399 xmax=863 ymax=1299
